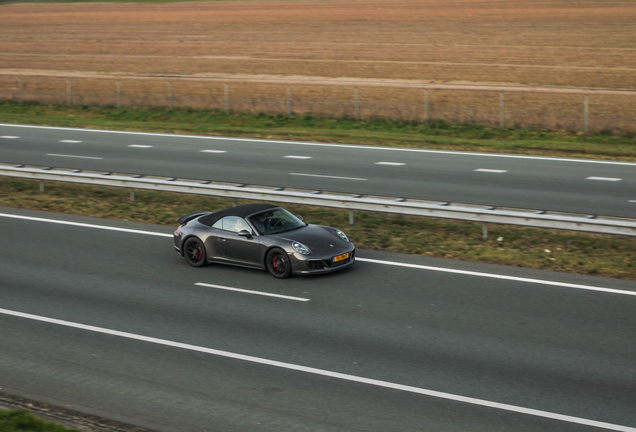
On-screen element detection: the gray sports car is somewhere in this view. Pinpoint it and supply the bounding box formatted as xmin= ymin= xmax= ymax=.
xmin=173 ymin=203 xmax=355 ymax=278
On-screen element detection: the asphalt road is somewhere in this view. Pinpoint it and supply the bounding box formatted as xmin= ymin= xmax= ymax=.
xmin=1 ymin=206 xmax=635 ymax=432
xmin=1 ymin=123 xmax=635 ymax=218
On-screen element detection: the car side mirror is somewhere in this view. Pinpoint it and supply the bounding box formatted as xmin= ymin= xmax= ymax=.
xmin=238 ymin=229 xmax=253 ymax=239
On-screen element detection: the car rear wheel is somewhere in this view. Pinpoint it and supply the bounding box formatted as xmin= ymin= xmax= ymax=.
xmin=266 ymin=248 xmax=291 ymax=279
xmin=184 ymin=237 xmax=207 ymax=267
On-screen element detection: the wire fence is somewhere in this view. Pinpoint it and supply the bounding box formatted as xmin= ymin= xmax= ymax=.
xmin=1 ymin=75 xmax=635 ymax=132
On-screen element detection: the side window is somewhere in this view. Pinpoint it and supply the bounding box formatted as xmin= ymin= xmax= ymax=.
xmin=220 ymin=216 xmax=250 ymax=233
xmin=212 ymin=218 xmax=223 ymax=230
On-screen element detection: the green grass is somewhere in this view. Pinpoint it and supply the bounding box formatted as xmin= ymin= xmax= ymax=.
xmin=1 ymin=100 xmax=635 ymax=160
xmin=0 ymin=410 xmax=80 ymax=432
xmin=2 ymin=177 xmax=635 ymax=280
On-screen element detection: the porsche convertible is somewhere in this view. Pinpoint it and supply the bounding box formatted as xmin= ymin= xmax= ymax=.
xmin=173 ymin=203 xmax=355 ymax=278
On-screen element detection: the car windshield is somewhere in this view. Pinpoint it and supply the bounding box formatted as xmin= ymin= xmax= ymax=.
xmin=248 ymin=208 xmax=306 ymax=235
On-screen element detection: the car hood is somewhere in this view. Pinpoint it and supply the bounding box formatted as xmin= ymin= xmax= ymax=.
xmin=275 ymin=225 xmax=351 ymax=255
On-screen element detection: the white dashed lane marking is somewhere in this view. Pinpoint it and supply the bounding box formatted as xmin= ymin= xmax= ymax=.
xmin=0 ymin=136 xmax=20 ymax=139
xmin=475 ymin=169 xmax=508 ymax=173
xmin=46 ymin=154 xmax=103 ymax=160
xmin=587 ymin=177 xmax=622 ymax=182
xmin=284 ymin=155 xmax=313 ymax=159
xmin=128 ymin=145 xmax=153 ymax=148
xmin=375 ymin=162 xmax=406 ymax=166
xmin=200 ymin=150 xmax=227 ymax=153
xmin=195 ymin=283 xmax=310 ymax=302
xmin=59 ymin=140 xmax=83 ymax=143
xmin=289 ymin=172 xmax=367 ymax=181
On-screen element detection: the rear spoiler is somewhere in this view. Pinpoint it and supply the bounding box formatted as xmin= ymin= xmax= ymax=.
xmin=176 ymin=211 xmax=211 ymax=225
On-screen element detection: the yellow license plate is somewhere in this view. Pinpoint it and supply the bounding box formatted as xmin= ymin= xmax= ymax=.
xmin=333 ymin=253 xmax=349 ymax=262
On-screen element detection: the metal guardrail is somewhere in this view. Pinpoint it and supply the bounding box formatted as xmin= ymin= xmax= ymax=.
xmin=2 ymin=163 xmax=635 ymax=238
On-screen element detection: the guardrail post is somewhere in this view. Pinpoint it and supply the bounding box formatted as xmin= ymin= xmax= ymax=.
xmin=349 ymin=210 xmax=354 ymax=225
xmin=286 ymin=85 xmax=291 ymax=117
xmin=232 ymin=198 xmax=238 ymax=207
xmin=130 ymin=188 xmax=135 ymax=202
xmin=117 ymin=81 xmax=122 ymax=109
xmin=39 ymin=180 xmax=45 ymax=193
xmin=67 ymin=79 xmax=72 ymax=106
xmin=483 ymin=222 xmax=488 ymax=239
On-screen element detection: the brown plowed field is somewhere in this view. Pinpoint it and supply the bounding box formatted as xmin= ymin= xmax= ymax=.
xmin=1 ymin=0 xmax=635 ymax=129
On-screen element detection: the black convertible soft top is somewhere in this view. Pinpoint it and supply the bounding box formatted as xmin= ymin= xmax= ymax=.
xmin=197 ymin=203 xmax=279 ymax=227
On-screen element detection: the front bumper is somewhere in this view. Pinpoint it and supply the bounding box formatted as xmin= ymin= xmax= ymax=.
xmin=291 ymin=247 xmax=356 ymax=275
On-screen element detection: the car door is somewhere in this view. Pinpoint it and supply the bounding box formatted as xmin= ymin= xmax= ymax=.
xmin=215 ymin=216 xmax=261 ymax=266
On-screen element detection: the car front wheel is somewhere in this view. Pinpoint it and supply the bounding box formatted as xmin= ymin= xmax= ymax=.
xmin=184 ymin=237 xmax=207 ymax=267
xmin=266 ymin=248 xmax=291 ymax=279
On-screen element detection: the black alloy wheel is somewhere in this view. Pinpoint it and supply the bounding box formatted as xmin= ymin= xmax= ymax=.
xmin=184 ymin=237 xmax=207 ymax=267
xmin=266 ymin=248 xmax=291 ymax=279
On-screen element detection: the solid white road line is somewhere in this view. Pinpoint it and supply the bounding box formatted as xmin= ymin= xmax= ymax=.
xmin=127 ymin=145 xmax=153 ymax=148
xmin=59 ymin=140 xmax=83 ymax=143
xmin=475 ymin=169 xmax=508 ymax=173
xmin=356 ymin=258 xmax=636 ymax=297
xmin=289 ymin=172 xmax=367 ymax=181
xmin=0 ymin=135 xmax=19 ymax=139
xmin=1 ymin=212 xmax=634 ymax=297
xmin=46 ymin=154 xmax=103 ymax=160
xmin=5 ymin=123 xmax=635 ymax=166
xmin=375 ymin=162 xmax=405 ymax=166
xmin=0 ymin=213 xmax=172 ymax=237
xmin=200 ymin=150 xmax=227 ymax=153
xmin=284 ymin=155 xmax=313 ymax=159
xmin=195 ymin=283 xmax=310 ymax=301
xmin=587 ymin=177 xmax=622 ymax=181
xmin=0 ymin=307 xmax=634 ymax=432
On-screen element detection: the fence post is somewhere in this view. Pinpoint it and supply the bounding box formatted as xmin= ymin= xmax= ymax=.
xmin=354 ymin=87 xmax=360 ymax=120
xmin=168 ymin=82 xmax=173 ymax=110
xmin=17 ymin=78 xmax=23 ymax=105
xmin=286 ymin=85 xmax=291 ymax=117
xmin=424 ymin=88 xmax=429 ymax=126
xmin=117 ymin=80 xmax=121 ymax=109
xmin=224 ymin=84 xmax=229 ymax=114
xmin=67 ymin=79 xmax=72 ymax=106
xmin=584 ymin=95 xmax=589 ymax=133
xmin=500 ymin=92 xmax=505 ymax=129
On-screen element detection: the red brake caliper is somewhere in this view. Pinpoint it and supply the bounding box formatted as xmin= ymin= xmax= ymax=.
xmin=273 ymin=255 xmax=278 ymax=270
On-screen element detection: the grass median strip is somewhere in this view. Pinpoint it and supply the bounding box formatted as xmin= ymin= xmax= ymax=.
xmin=1 ymin=177 xmax=634 ymax=280
xmin=0 ymin=410 xmax=81 ymax=432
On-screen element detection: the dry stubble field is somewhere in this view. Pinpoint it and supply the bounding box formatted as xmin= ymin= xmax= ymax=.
xmin=0 ymin=0 xmax=635 ymax=129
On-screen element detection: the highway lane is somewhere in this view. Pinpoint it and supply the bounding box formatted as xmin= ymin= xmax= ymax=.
xmin=1 ymin=207 xmax=635 ymax=432
xmin=1 ymin=123 xmax=636 ymax=218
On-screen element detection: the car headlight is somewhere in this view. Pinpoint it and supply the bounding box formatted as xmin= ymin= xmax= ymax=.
xmin=292 ymin=241 xmax=311 ymax=255
xmin=336 ymin=230 xmax=349 ymax=242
